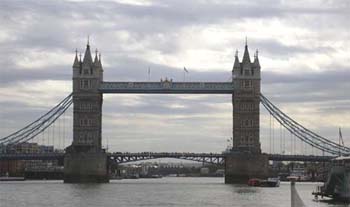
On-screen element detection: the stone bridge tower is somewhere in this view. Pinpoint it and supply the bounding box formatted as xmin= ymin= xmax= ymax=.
xmin=64 ymin=42 xmax=108 ymax=183
xmin=232 ymin=43 xmax=261 ymax=153
xmin=225 ymin=43 xmax=268 ymax=183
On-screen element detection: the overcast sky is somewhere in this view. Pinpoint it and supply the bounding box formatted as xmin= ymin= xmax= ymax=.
xmin=0 ymin=0 xmax=349 ymax=154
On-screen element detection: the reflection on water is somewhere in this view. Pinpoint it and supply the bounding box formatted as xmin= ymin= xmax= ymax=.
xmin=0 ymin=178 xmax=348 ymax=207
xmin=233 ymin=185 xmax=260 ymax=194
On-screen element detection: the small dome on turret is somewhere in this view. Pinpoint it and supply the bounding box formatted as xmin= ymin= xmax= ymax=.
xmin=82 ymin=42 xmax=93 ymax=67
xmin=92 ymin=49 xmax=103 ymax=70
xmin=233 ymin=50 xmax=240 ymax=70
xmin=94 ymin=49 xmax=99 ymax=66
xmin=73 ymin=49 xmax=80 ymax=68
xmin=98 ymin=53 xmax=103 ymax=68
xmin=253 ymin=49 xmax=260 ymax=69
xmin=242 ymin=43 xmax=251 ymax=65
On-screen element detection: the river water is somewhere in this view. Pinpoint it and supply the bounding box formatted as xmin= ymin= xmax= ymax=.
xmin=0 ymin=177 xmax=347 ymax=207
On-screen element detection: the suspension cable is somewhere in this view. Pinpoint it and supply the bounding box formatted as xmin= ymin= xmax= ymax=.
xmin=1 ymin=95 xmax=72 ymax=145
xmin=261 ymin=94 xmax=350 ymax=155
xmin=0 ymin=94 xmax=72 ymax=141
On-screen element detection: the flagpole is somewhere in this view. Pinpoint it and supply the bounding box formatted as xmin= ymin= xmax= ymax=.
xmin=183 ymin=67 xmax=188 ymax=81
xmin=340 ymin=127 xmax=344 ymax=146
xmin=339 ymin=127 xmax=341 ymax=156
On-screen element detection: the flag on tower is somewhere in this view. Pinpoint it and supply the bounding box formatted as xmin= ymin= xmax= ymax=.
xmin=184 ymin=67 xmax=189 ymax=73
xmin=339 ymin=127 xmax=344 ymax=146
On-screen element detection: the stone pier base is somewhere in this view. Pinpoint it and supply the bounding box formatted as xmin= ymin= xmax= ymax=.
xmin=64 ymin=152 xmax=109 ymax=183
xmin=225 ymin=153 xmax=268 ymax=184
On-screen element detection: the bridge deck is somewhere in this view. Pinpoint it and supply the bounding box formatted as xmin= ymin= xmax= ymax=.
xmin=99 ymin=81 xmax=234 ymax=94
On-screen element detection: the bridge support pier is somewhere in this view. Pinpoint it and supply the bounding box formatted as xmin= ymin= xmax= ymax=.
xmin=225 ymin=153 xmax=268 ymax=184
xmin=64 ymin=152 xmax=109 ymax=183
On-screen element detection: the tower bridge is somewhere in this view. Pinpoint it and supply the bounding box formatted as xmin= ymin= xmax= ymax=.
xmin=1 ymin=41 xmax=349 ymax=183
xmin=66 ymin=41 xmax=262 ymax=183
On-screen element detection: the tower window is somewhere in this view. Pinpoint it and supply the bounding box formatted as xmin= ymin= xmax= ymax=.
xmin=80 ymin=103 xmax=93 ymax=111
xmin=244 ymin=80 xmax=252 ymax=88
xmin=84 ymin=80 xmax=89 ymax=88
xmin=241 ymin=119 xmax=253 ymax=127
xmin=80 ymin=80 xmax=91 ymax=89
xmin=244 ymin=69 xmax=250 ymax=76
xmin=79 ymin=118 xmax=92 ymax=126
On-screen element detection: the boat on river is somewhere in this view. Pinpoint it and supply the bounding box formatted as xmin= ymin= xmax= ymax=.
xmin=248 ymin=177 xmax=280 ymax=187
xmin=313 ymin=156 xmax=350 ymax=202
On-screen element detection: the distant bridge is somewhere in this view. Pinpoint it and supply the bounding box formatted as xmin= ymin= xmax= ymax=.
xmin=0 ymin=152 xmax=335 ymax=165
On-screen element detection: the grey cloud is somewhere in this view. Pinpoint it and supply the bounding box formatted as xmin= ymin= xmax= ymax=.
xmin=0 ymin=67 xmax=70 ymax=87
xmin=253 ymin=39 xmax=335 ymax=57
xmin=103 ymin=94 xmax=230 ymax=116
xmin=1 ymin=0 xmax=350 ymax=152
xmin=262 ymin=67 xmax=350 ymax=104
xmin=262 ymin=68 xmax=350 ymax=84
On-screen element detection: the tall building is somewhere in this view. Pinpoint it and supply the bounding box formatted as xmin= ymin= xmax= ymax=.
xmin=71 ymin=42 xmax=103 ymax=152
xmin=232 ymin=43 xmax=261 ymax=154
xmin=64 ymin=41 xmax=108 ymax=183
xmin=225 ymin=43 xmax=267 ymax=183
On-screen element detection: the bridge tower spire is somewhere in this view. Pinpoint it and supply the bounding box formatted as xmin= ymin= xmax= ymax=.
xmin=64 ymin=40 xmax=108 ymax=183
xmin=226 ymin=42 xmax=268 ymax=183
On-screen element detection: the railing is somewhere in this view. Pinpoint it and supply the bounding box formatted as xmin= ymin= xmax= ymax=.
xmin=267 ymin=154 xmax=334 ymax=162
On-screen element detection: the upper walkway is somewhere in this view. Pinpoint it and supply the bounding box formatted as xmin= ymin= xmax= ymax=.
xmin=99 ymin=81 xmax=234 ymax=94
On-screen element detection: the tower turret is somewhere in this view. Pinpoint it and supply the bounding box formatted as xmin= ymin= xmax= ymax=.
xmin=233 ymin=50 xmax=240 ymax=70
xmin=82 ymin=43 xmax=93 ymax=66
xmin=73 ymin=49 xmax=81 ymax=78
xmin=253 ymin=50 xmax=260 ymax=70
xmin=98 ymin=53 xmax=102 ymax=68
xmin=242 ymin=42 xmax=251 ymax=65
xmin=73 ymin=49 xmax=80 ymax=67
xmin=94 ymin=49 xmax=99 ymax=64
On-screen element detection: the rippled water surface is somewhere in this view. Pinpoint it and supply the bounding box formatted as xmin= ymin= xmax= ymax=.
xmin=0 ymin=177 xmax=347 ymax=207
